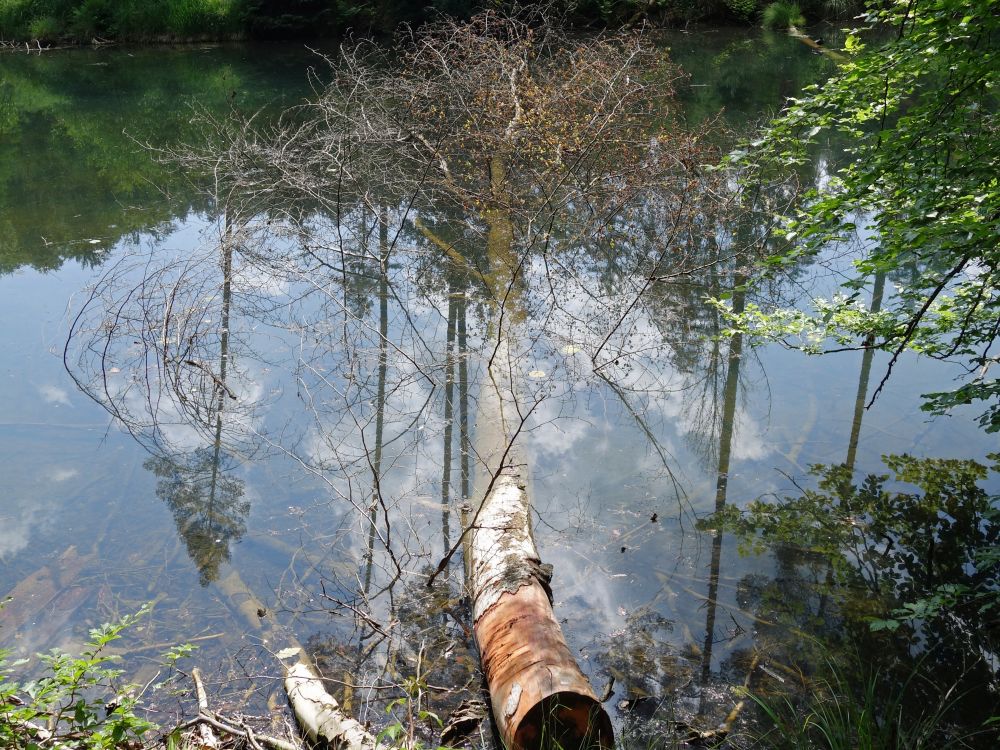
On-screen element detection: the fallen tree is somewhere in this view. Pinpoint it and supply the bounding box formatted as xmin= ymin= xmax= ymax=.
xmin=465 ymin=336 xmax=613 ymax=750
xmin=167 ymin=10 xmax=723 ymax=744
xmin=64 ymin=8 xmax=744 ymax=748
xmin=217 ymin=565 xmax=385 ymax=750
xmin=281 ymin=649 xmax=383 ymax=750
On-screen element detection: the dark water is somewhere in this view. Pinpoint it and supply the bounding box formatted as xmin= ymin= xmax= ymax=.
xmin=1 ymin=31 xmax=996 ymax=745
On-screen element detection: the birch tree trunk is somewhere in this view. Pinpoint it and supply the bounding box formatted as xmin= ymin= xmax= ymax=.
xmin=466 ymin=335 xmax=612 ymax=750
xmin=282 ymin=655 xmax=382 ymax=750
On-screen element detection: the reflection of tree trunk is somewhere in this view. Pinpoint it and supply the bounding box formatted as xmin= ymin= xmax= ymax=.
xmin=845 ymin=271 xmax=886 ymax=473
xmin=364 ymin=208 xmax=390 ymax=594
xmin=483 ymin=153 xmax=527 ymax=328
xmin=441 ymin=289 xmax=457 ymax=559
xmin=149 ymin=215 xmax=248 ymax=587
xmin=458 ymin=294 xmax=471 ymax=534
xmin=699 ymin=275 xmax=745 ymax=704
xmin=820 ymin=272 xmax=887 ymax=618
xmin=207 ymin=217 xmax=234 ymax=543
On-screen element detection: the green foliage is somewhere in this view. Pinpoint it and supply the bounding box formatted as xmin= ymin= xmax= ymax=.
xmin=27 ymin=13 xmax=63 ymax=39
xmin=0 ymin=0 xmax=841 ymax=41
xmin=760 ymin=1 xmax=804 ymax=29
xmin=731 ymin=0 xmax=1000 ymax=432
xmin=748 ymin=658 xmax=975 ymax=749
xmin=570 ymin=0 xmax=710 ymax=25
xmin=725 ymin=0 xmax=758 ymax=23
xmin=710 ymin=453 xmax=1000 ymax=745
xmin=69 ymin=0 xmax=111 ymax=38
xmin=0 ymin=604 xmax=157 ymax=749
xmin=166 ymin=0 xmax=241 ymax=36
xmin=105 ymin=1 xmax=170 ymax=38
xmin=0 ymin=0 xmax=486 ymax=41
xmin=670 ymin=30 xmax=832 ymax=128
xmin=1 ymin=0 xmax=243 ymax=40
xmin=0 ymin=44 xmax=305 ymax=276
xmin=922 ymin=379 xmax=1000 ymax=434
xmin=0 ymin=0 xmax=29 ymax=39
xmin=160 ymin=642 xmax=199 ymax=668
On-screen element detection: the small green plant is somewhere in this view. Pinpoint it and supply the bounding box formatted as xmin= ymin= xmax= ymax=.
xmin=379 ymin=673 xmax=448 ymax=750
xmin=761 ymin=1 xmax=805 ymax=29
xmin=161 ymin=641 xmax=199 ymax=669
xmin=0 ymin=603 xmax=157 ymax=749
xmin=376 ymin=647 xmax=468 ymax=750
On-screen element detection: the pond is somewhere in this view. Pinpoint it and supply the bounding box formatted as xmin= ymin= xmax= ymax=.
xmin=1 ymin=27 xmax=997 ymax=747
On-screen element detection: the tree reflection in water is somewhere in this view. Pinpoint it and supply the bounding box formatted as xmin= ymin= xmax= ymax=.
xmin=59 ymin=8 xmax=845 ymax=741
xmin=144 ymin=448 xmax=248 ymax=586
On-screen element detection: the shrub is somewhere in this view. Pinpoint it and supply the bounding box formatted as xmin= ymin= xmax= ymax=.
xmin=70 ymin=0 xmax=113 ymax=39
xmin=761 ymin=0 xmax=805 ymax=28
xmin=166 ymin=0 xmax=241 ymax=37
xmin=0 ymin=604 xmax=157 ymax=749
xmin=28 ymin=14 xmax=63 ymax=40
xmin=725 ymin=0 xmax=759 ymax=22
xmin=0 ymin=0 xmax=31 ymax=39
xmin=108 ymin=0 xmax=172 ymax=39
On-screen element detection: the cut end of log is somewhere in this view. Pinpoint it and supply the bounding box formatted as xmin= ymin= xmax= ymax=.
xmin=513 ymin=692 xmax=613 ymax=750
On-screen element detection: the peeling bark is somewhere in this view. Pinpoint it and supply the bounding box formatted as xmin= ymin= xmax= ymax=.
xmin=467 ymin=337 xmax=612 ymax=750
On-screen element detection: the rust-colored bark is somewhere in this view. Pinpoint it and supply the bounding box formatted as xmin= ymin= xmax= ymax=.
xmin=475 ymin=578 xmax=612 ymax=750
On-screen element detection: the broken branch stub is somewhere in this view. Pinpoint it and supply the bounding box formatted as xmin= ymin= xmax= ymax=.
xmin=467 ymin=338 xmax=612 ymax=750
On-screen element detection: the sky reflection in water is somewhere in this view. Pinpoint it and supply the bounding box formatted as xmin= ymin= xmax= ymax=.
xmin=0 ymin=31 xmax=996 ymax=740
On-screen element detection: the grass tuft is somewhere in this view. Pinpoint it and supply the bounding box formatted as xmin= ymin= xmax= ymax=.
xmin=746 ymin=659 xmax=981 ymax=749
xmin=761 ymin=1 xmax=805 ymax=29
xmin=27 ymin=14 xmax=63 ymax=41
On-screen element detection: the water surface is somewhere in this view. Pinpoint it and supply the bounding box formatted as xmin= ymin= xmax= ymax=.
xmin=1 ymin=30 xmax=996 ymax=744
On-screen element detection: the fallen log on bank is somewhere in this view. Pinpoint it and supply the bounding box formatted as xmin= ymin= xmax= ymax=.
xmin=214 ymin=565 xmax=384 ymax=750
xmin=280 ymin=648 xmax=383 ymax=750
xmin=788 ymin=26 xmax=846 ymax=62
xmin=466 ymin=338 xmax=613 ymax=750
